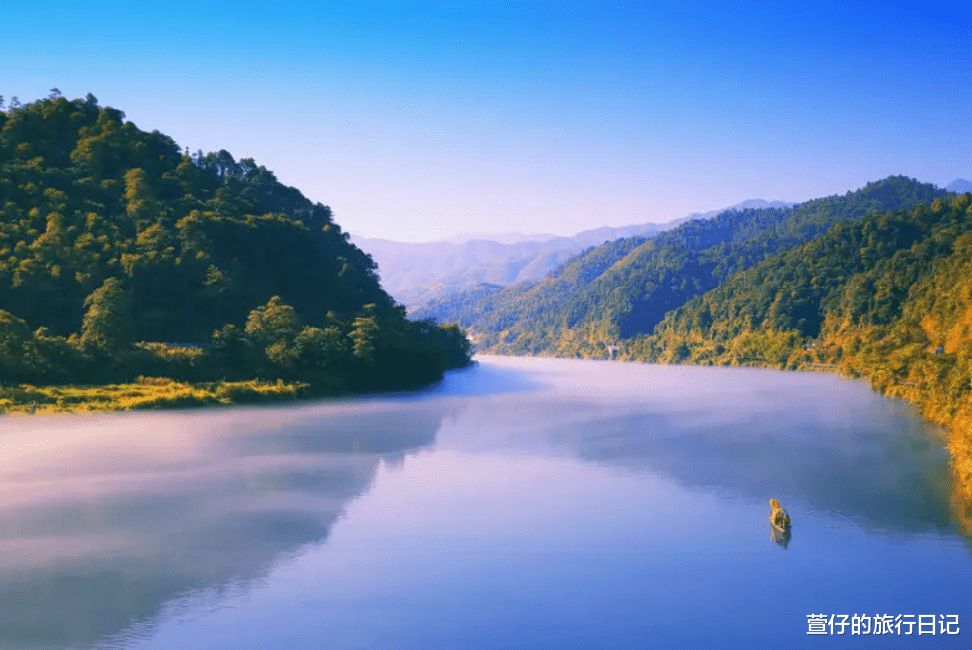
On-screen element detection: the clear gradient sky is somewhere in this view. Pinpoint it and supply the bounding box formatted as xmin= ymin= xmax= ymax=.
xmin=5 ymin=2 xmax=970 ymax=242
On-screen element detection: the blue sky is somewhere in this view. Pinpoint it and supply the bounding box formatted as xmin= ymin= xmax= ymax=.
xmin=5 ymin=2 xmax=970 ymax=241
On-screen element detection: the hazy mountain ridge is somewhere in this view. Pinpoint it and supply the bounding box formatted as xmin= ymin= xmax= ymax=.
xmin=353 ymin=200 xmax=794 ymax=309
xmin=946 ymin=178 xmax=972 ymax=194
xmin=417 ymin=176 xmax=948 ymax=356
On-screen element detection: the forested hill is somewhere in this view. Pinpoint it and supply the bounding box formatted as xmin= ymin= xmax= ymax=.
xmin=636 ymin=194 xmax=972 ymax=371
xmin=633 ymin=194 xmax=972 ymax=508
xmin=417 ymin=176 xmax=947 ymax=357
xmin=353 ymin=199 xmax=790 ymax=311
xmin=0 ymin=93 xmax=470 ymax=399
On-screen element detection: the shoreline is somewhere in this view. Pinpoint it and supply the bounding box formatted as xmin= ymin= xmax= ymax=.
xmin=0 ymin=378 xmax=313 ymax=414
xmin=478 ymin=348 xmax=972 ymax=524
xmin=7 ymin=355 xmax=967 ymax=509
xmin=0 ymin=363 xmax=469 ymax=416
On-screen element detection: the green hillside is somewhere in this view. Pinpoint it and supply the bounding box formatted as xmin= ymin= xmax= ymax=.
xmin=0 ymin=93 xmax=470 ymax=408
xmin=418 ymin=176 xmax=947 ymax=357
xmin=634 ymin=194 xmax=972 ymax=515
xmin=415 ymin=234 xmax=649 ymax=348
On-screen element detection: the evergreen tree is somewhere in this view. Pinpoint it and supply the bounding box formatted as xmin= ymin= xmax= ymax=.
xmin=80 ymin=278 xmax=134 ymax=354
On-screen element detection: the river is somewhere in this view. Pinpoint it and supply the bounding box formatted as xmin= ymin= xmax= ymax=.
xmin=0 ymin=356 xmax=967 ymax=649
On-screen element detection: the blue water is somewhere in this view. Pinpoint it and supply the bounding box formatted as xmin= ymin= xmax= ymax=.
xmin=0 ymin=357 xmax=967 ymax=649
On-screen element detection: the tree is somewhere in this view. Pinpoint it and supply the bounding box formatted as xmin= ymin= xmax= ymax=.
xmin=429 ymin=323 xmax=472 ymax=369
xmin=244 ymin=296 xmax=302 ymax=347
xmin=349 ymin=304 xmax=380 ymax=365
xmin=81 ymin=278 xmax=134 ymax=354
xmin=294 ymin=325 xmax=347 ymax=369
xmin=124 ymin=168 xmax=161 ymax=229
xmin=0 ymin=310 xmax=38 ymax=380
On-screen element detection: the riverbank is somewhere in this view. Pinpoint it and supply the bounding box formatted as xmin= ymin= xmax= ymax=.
xmin=845 ymin=365 xmax=972 ymax=530
xmin=665 ymin=346 xmax=972 ymax=531
xmin=0 ymin=378 xmax=311 ymax=414
xmin=762 ymin=333 xmax=972 ymax=528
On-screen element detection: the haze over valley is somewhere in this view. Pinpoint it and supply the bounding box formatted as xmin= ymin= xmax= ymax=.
xmin=353 ymin=200 xmax=793 ymax=309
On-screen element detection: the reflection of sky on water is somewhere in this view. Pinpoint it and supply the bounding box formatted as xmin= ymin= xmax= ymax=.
xmin=434 ymin=358 xmax=953 ymax=534
xmin=0 ymin=356 xmax=965 ymax=649
xmin=98 ymin=449 xmax=972 ymax=650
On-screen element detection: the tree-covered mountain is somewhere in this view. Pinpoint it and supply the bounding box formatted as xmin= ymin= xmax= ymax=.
xmin=417 ymin=176 xmax=947 ymax=357
xmin=0 ymin=93 xmax=470 ymax=401
xmin=353 ymin=220 xmax=680 ymax=310
xmin=632 ymin=193 xmax=972 ymax=512
xmin=354 ymin=200 xmax=792 ymax=311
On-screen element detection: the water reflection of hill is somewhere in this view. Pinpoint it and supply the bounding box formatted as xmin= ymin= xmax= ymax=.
xmin=437 ymin=373 xmax=954 ymax=535
xmin=0 ymin=404 xmax=444 ymax=650
xmin=558 ymin=404 xmax=953 ymax=534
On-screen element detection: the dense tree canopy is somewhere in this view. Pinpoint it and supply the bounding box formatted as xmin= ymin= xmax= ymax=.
xmin=0 ymin=94 xmax=471 ymax=395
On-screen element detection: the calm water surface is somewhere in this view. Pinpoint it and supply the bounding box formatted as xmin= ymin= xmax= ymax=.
xmin=0 ymin=357 xmax=968 ymax=649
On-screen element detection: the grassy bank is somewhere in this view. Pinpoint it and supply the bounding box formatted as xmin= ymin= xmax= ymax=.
xmin=0 ymin=377 xmax=312 ymax=414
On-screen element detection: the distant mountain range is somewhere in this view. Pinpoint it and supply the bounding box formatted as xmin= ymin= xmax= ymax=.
xmin=946 ymin=178 xmax=972 ymax=193
xmin=414 ymin=176 xmax=949 ymax=356
xmin=353 ymin=199 xmax=794 ymax=309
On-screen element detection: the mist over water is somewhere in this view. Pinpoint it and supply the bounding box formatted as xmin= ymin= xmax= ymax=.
xmin=0 ymin=357 xmax=966 ymax=649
